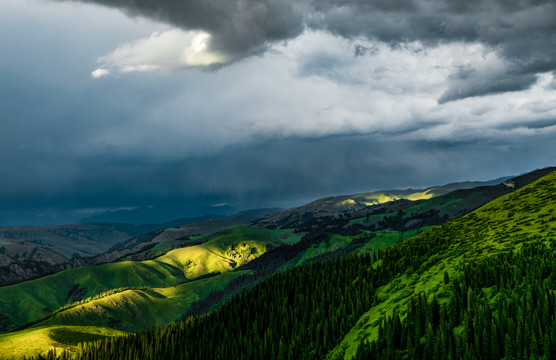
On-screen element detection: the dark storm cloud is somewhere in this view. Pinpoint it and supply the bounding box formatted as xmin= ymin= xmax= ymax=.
xmin=314 ymin=0 xmax=556 ymax=101
xmin=497 ymin=118 xmax=556 ymax=131
xmin=550 ymin=73 xmax=556 ymax=90
xmin=353 ymin=44 xmax=376 ymax=57
xmin=57 ymin=0 xmax=305 ymax=60
xmin=56 ymin=0 xmax=556 ymax=101
xmin=438 ymin=65 xmax=538 ymax=104
xmin=3 ymin=130 xmax=555 ymax=225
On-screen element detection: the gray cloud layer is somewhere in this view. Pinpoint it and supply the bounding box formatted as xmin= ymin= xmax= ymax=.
xmin=3 ymin=0 xmax=556 ymax=225
xmin=58 ymin=0 xmax=556 ymax=101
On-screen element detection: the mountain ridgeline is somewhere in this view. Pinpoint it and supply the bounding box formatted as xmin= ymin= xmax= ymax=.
xmin=0 ymin=209 xmax=280 ymax=286
xmin=29 ymin=168 xmax=556 ymax=360
xmin=0 ymin=167 xmax=554 ymax=360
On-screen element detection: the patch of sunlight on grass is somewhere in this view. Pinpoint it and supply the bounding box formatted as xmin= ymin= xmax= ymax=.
xmin=0 ymin=325 xmax=126 ymax=359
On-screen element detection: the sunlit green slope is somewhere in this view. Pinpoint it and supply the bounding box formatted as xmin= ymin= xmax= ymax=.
xmin=0 ymin=269 xmax=249 ymax=359
xmin=346 ymin=166 xmax=555 ymax=230
xmin=0 ymin=226 xmax=296 ymax=331
xmin=35 ymin=270 xmax=250 ymax=331
xmin=0 ymin=325 xmax=126 ymax=360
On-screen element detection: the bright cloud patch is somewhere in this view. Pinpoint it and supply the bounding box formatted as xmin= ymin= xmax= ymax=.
xmin=73 ymin=206 xmax=140 ymax=217
xmin=95 ymin=29 xmax=226 ymax=75
xmin=91 ymin=68 xmax=110 ymax=78
xmin=240 ymin=31 xmax=555 ymax=140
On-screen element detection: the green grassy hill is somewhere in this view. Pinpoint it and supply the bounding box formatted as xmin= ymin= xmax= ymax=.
xmin=56 ymin=169 xmax=555 ymax=360
xmin=34 ymin=270 xmax=250 ymax=331
xmin=0 ymin=325 xmax=126 ymax=360
xmin=0 ymin=210 xmax=282 ymax=287
xmin=0 ymin=226 xmax=297 ymax=332
xmin=328 ymin=168 xmax=556 ymax=359
xmin=0 ymin=270 xmax=250 ymax=359
xmin=346 ymin=166 xmax=556 ymax=231
xmin=106 ymin=209 xmax=283 ymax=260
xmin=0 ymin=269 xmax=256 ymax=359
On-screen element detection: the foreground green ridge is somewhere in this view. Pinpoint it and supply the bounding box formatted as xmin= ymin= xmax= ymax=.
xmin=330 ymin=168 xmax=556 ymax=359
xmin=40 ymin=170 xmax=555 ymax=360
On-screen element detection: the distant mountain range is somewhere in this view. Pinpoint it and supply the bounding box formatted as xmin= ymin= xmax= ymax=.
xmin=0 ymin=209 xmax=280 ymax=286
xmin=255 ymin=175 xmax=516 ymax=229
xmin=0 ymin=215 xmax=221 ymax=264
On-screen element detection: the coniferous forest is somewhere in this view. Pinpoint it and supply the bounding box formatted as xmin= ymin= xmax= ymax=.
xmin=355 ymin=242 xmax=556 ymax=360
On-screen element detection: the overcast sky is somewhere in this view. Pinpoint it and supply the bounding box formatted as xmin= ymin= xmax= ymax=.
xmin=1 ymin=0 xmax=555 ymax=225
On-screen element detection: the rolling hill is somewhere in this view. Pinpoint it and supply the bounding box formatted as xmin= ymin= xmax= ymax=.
xmin=0 ymin=226 xmax=298 ymax=334
xmin=0 ymin=222 xmax=164 ymax=287
xmin=255 ymin=176 xmax=512 ymax=229
xmin=0 ymin=209 xmax=280 ymax=286
xmin=104 ymin=208 xmax=281 ymax=261
xmin=48 ymin=168 xmax=555 ymax=360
